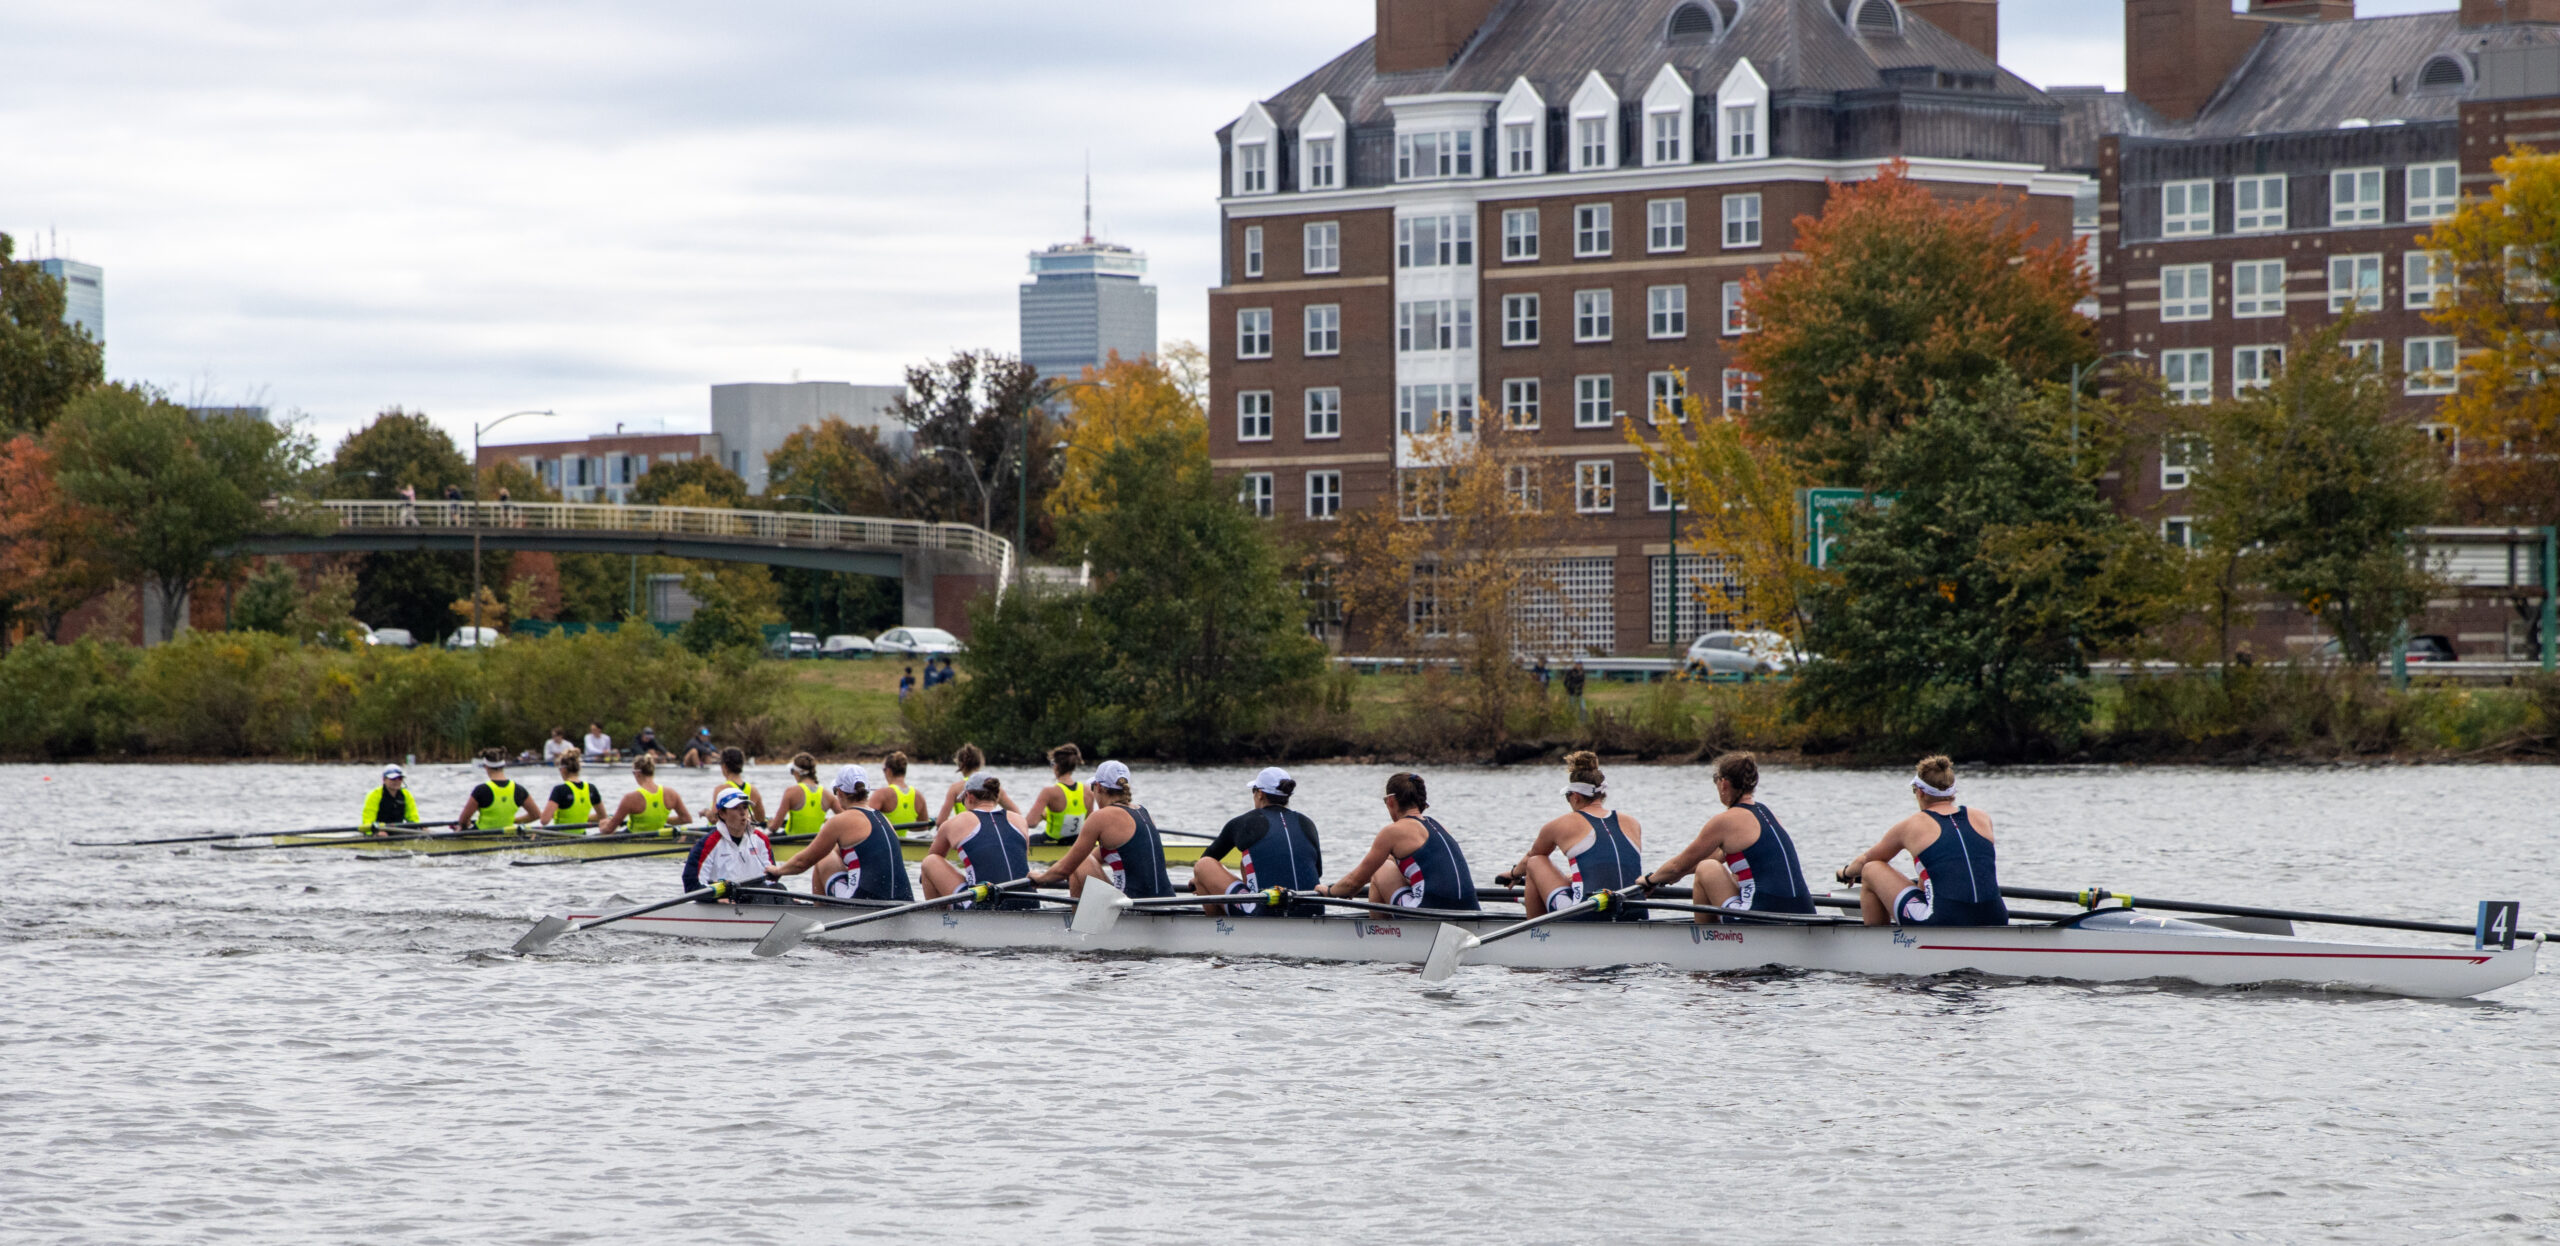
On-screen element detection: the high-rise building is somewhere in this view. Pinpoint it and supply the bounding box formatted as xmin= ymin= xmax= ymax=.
xmin=709 ymin=381 xmax=909 ymax=493
xmin=1020 ymin=187 xmax=1158 ymax=384
xmin=37 ymin=258 xmax=102 ymax=344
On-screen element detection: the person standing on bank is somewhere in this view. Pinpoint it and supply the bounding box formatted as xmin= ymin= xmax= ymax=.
xmin=1836 ymin=755 xmax=2007 ymax=927
xmin=1635 ymin=751 xmax=1816 ymax=919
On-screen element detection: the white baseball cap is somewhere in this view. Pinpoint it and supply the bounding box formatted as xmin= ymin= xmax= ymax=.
xmin=381 ymin=764 xmax=405 ymax=780
xmin=1093 ymin=759 xmax=1132 ymax=791
xmin=831 ymin=763 xmax=870 ymax=794
xmin=1252 ymin=767 xmax=1293 ymax=796
xmin=714 ymin=788 xmax=753 ymax=811
xmin=965 ymin=772 xmax=1001 ymax=795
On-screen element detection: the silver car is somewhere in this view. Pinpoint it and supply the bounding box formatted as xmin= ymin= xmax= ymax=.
xmin=1684 ymin=630 xmax=1797 ymax=677
xmin=873 ymin=627 xmax=964 ymax=657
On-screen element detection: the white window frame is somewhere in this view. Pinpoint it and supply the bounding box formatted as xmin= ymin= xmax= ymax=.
xmin=2233 ymin=345 xmax=2283 ymax=394
xmin=1503 ymin=208 xmax=1539 ymax=261
xmin=1242 ymin=226 xmax=1263 ymax=278
xmin=2407 ymin=163 xmax=2459 ymax=222
xmin=1502 ymin=378 xmax=1540 ymax=430
xmin=1240 ymin=472 xmax=1274 ymax=518
xmin=1574 ymin=289 xmax=1613 ymax=342
xmin=1575 ymin=115 xmax=1612 ymax=171
xmin=1648 ymin=109 xmax=1687 ymax=166
xmin=1722 ymin=193 xmax=1762 ymax=249
xmin=2331 ymin=167 xmax=2384 ymax=226
xmin=1394 ymin=215 xmax=1475 ymax=269
xmin=1305 ymin=387 xmax=1341 ymax=440
xmin=2328 ymin=254 xmax=2382 ymax=312
xmin=2405 ymin=337 xmax=2458 ymax=394
xmin=1236 ymin=142 xmax=1269 ymax=195
xmin=2342 ymin=339 xmax=2384 ymax=371
xmin=1504 ymin=463 xmax=1542 ymax=512
xmin=1574 ymin=374 xmax=1614 ymax=428
xmin=1395 ymin=130 xmax=1477 ymax=182
xmin=1303 ymin=304 xmax=1340 ymax=356
xmin=2162 ymin=351 xmax=2212 ymax=407
xmin=2405 ymin=250 xmax=2453 ymax=310
xmin=1647 ymin=370 xmax=1686 ymax=422
xmin=1306 ymin=471 xmax=1341 ymax=520
xmin=1648 ymin=199 xmax=1687 ymax=253
xmin=1504 ymin=121 xmax=1537 ymax=175
xmin=2160 ymin=263 xmax=2213 ymax=322
xmin=1723 ymin=104 xmax=1757 ymax=160
xmin=1721 ymin=281 xmax=1751 ymax=335
xmin=2162 ymin=179 xmax=2214 ymax=238
xmin=1575 ymin=204 xmax=1613 ymax=257
xmin=1237 ymin=391 xmax=1274 ymax=442
xmin=2232 ymin=260 xmax=2286 ymax=319
xmin=1574 ymin=460 xmax=1616 ymax=514
xmin=2233 ymin=174 xmax=2286 ymax=233
xmin=1720 ymin=368 xmax=1758 ymax=415
xmin=1648 ymin=467 xmax=1686 ymax=513
xmin=1303 ymin=137 xmax=1337 ymax=191
xmin=1236 ymin=308 xmax=1272 ymax=359
xmin=2162 ymin=516 xmax=2196 ymax=549
xmin=1396 ymin=299 xmax=1474 ymax=352
xmin=1303 ymin=222 xmax=1340 ymax=274
xmin=2160 ymin=435 xmax=2203 ymax=491
xmin=1647 ymin=285 xmax=1688 ymax=339
xmin=1502 ymin=293 xmax=1540 ymax=346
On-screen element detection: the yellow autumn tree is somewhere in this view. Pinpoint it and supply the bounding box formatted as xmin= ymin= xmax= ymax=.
xmin=1624 ymin=372 xmax=1820 ymax=650
xmin=2419 ymin=144 xmax=2560 ymax=524
xmin=1047 ymin=351 xmax=1206 ymax=524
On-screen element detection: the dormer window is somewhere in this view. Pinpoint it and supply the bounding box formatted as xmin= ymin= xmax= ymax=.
xmin=1305 ymin=139 xmax=1336 ymax=190
xmin=1397 ymin=130 xmax=1477 ymax=181
xmin=1643 ymin=65 xmax=1693 ymax=167
xmin=1238 ymin=143 xmax=1268 ymax=194
xmin=1849 ymin=0 xmax=1902 ymax=37
xmin=1497 ymin=77 xmax=1547 ymax=178
xmin=1577 ymin=117 xmax=1610 ymax=168
xmin=1570 ymin=72 xmax=1620 ymax=171
xmin=1724 ymin=105 xmax=1757 ymax=159
xmin=1666 ymin=2 xmax=1720 ymax=42
xmin=1714 ymin=58 xmax=1768 ymax=163
xmin=2415 ymin=54 xmax=2471 ymax=94
xmin=1298 ymin=95 xmax=1345 ymax=191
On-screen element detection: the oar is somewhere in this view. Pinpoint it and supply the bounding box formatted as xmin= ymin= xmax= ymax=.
xmin=358 ymin=824 xmax=644 ymax=859
xmin=752 ymin=879 xmax=1036 ymax=958
xmin=75 ymin=822 xmax=439 ymax=848
xmin=210 ymin=824 xmax=565 ymax=853
xmin=2004 ymin=886 xmax=2547 ymax=941
xmin=513 ymin=881 xmax=744 ymax=954
xmin=504 ymin=828 xmax=822 ymax=867
xmin=1068 ymin=883 xmax=1502 ymax=937
xmin=1422 ymin=884 xmax=1651 ymax=983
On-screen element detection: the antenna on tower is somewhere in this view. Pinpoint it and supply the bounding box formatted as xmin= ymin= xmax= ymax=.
xmin=1083 ymin=151 xmax=1093 ymax=245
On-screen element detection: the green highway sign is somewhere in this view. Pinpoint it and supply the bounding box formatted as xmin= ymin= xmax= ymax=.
xmin=1799 ymin=488 xmax=1894 ymax=568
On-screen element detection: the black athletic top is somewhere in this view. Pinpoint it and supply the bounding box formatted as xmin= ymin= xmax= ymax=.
xmin=1200 ymin=808 xmax=1323 ymax=877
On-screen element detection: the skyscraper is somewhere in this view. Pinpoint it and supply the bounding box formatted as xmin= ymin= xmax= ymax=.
xmin=1020 ymin=185 xmax=1157 ymax=385
xmin=37 ymin=258 xmax=102 ymax=344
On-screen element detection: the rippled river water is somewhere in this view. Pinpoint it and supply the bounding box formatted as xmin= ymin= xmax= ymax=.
xmin=4 ymin=760 xmax=2556 ymax=1244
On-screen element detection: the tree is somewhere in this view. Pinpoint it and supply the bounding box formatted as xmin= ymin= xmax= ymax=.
xmin=2185 ymin=319 xmax=2448 ymax=665
xmin=677 ymin=565 xmax=784 ymax=656
xmin=0 ymin=233 xmax=106 ymax=436
xmin=1048 ymin=352 xmax=1205 ymax=526
xmin=2418 ymin=144 xmax=2560 ymax=527
xmin=324 ymin=407 xmax=468 ymax=500
xmin=890 ymin=350 xmax=1058 ymax=552
xmin=48 ymin=385 xmax=313 ymax=644
xmin=1737 ymin=160 xmax=2094 ymax=484
xmin=632 ymin=456 xmax=748 ymax=507
xmin=231 ymin=559 xmax=302 ymax=635
xmin=763 ymin=417 xmax=899 ymax=516
xmin=1625 ymin=377 xmax=1819 ymax=649
xmin=0 ymin=434 xmax=112 ymax=649
xmin=1159 ymin=340 xmax=1210 ymax=414
xmin=1793 ymin=378 xmax=2184 ymax=756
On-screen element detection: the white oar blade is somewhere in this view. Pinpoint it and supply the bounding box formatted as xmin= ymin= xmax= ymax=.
xmin=512 ymin=915 xmax=571 ymax=955
xmin=752 ymin=911 xmax=825 ymax=959
xmin=1421 ymin=923 xmax=1474 ymax=984
xmin=1071 ymin=881 xmax=1133 ymax=937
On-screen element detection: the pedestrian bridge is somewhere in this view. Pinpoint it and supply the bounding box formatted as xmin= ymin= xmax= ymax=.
xmin=240 ymin=500 xmax=1012 ymax=628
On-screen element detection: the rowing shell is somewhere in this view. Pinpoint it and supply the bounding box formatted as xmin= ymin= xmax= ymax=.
xmin=270 ymin=831 xmax=1227 ymax=866
xmin=553 ymin=901 xmax=2540 ymax=999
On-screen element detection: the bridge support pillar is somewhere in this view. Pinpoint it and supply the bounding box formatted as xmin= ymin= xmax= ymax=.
xmin=901 ymin=550 xmax=1000 ymax=637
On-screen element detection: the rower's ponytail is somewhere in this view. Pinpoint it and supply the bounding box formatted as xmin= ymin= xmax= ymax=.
xmin=884 ymin=751 xmax=911 ymax=779
xmin=559 ymin=754 xmax=583 ymax=778
xmin=719 ymin=746 xmax=746 ymax=775
xmin=789 ymin=752 xmax=816 ymax=780
xmin=1565 ymin=750 xmax=1605 ymax=794
xmin=1385 ymin=772 xmax=1429 ymax=813
xmin=633 ymin=756 xmax=656 ymax=778
xmin=1916 ymin=755 xmax=1956 ymax=792
xmin=1711 ymin=751 xmax=1757 ymax=796
xmin=952 ymin=743 xmax=983 ymax=773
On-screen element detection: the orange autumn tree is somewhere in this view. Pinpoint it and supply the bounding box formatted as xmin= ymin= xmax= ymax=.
xmin=1737 ymin=159 xmax=2095 ymax=484
xmin=0 ymin=434 xmax=110 ymax=649
xmin=2418 ymin=145 xmax=2560 ymax=526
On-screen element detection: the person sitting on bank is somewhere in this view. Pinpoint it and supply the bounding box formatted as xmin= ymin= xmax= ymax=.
xmin=1836 ymin=755 xmax=2008 ymax=927
xmin=1635 ymin=751 xmax=1816 ymax=921
xmin=360 ymin=764 xmax=420 ymax=835
xmin=1502 ymin=751 xmax=1645 ymax=919
xmin=454 ymin=749 xmax=539 ymax=833
xmin=1320 ymin=772 xmax=1480 ymax=912
xmin=682 ymin=727 xmax=716 ymax=769
xmin=542 ymin=727 xmax=574 ymax=765
xmin=1028 ymin=760 xmax=1172 ymax=899
xmin=542 ymin=753 xmax=605 ymax=830
xmin=1191 ymin=767 xmax=1323 ymax=917
xmin=768 ymin=765 xmax=915 ymax=902
xmin=582 ymin=722 xmax=613 ymax=760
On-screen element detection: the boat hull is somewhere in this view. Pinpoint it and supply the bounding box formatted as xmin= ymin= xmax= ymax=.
xmin=275 ymin=832 xmax=1222 ymax=865
xmin=559 ymin=902 xmax=2540 ymax=999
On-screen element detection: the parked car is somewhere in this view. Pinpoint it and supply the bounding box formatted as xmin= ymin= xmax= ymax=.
xmin=821 ymin=634 xmax=877 ymax=659
xmin=767 ymin=631 xmax=820 ymax=659
xmin=1684 ymin=630 xmax=1797 ymax=677
xmin=874 ymin=627 xmax=964 ymax=657
xmin=443 ymin=627 xmax=503 ymax=650
xmin=362 ymin=626 xmax=416 ymax=649
xmin=2406 ymin=633 xmax=2458 ymax=663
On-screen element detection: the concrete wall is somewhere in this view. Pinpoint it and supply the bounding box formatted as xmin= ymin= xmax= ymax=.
xmin=709 ymin=381 xmax=909 ymax=494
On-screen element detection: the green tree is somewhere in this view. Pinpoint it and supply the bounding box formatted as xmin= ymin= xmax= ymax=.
xmin=231 ymin=559 xmax=301 ymax=635
xmin=678 ymin=565 xmax=785 ymax=656
xmin=2417 ymin=144 xmax=2560 ymax=526
xmin=1794 ymin=379 xmax=2184 ymax=755
xmin=2186 ymin=319 xmax=2448 ymax=665
xmin=48 ymin=385 xmax=314 ymax=644
xmin=892 ymin=350 xmax=1058 ymax=552
xmin=1047 ymin=353 xmax=1204 ymax=525
xmin=323 ymin=408 xmax=489 ymax=642
xmin=763 ymin=417 xmax=899 ymax=516
xmin=0 ymin=233 xmax=106 ymax=436
xmin=632 ymin=456 xmax=749 ymax=507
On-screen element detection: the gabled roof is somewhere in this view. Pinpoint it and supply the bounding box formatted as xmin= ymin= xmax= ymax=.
xmin=2187 ymin=13 xmax=2560 ymax=138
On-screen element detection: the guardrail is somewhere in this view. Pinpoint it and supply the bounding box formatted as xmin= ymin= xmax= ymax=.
xmin=304 ymin=499 xmax=1014 ymax=571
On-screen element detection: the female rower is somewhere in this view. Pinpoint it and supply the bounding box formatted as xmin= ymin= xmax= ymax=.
xmin=598 ymin=755 xmax=692 ymax=836
xmin=771 ymin=753 xmax=826 ymax=843
xmin=1321 ymin=772 xmax=1480 ymax=912
xmin=1836 ymin=755 xmax=2007 ymax=927
xmin=1023 ymin=744 xmax=1087 ymax=845
xmin=359 ymin=764 xmax=419 ymax=834
xmin=934 ymin=743 xmax=1019 ymax=823
xmin=1029 ymin=760 xmax=1172 ymax=899
xmin=768 ymin=765 xmax=915 ymax=902
xmin=1635 ymin=752 xmax=1815 ymax=920
xmin=919 ymin=773 xmax=1038 ymax=910
xmin=683 ymin=788 xmax=779 ymax=899
xmin=541 ymin=754 xmax=604 ymax=830
xmin=867 ymin=751 xmax=927 ymax=832
xmin=1502 ymin=751 xmax=1645 ymax=919
xmin=454 ymin=749 xmax=538 ymax=833
xmin=712 ymin=746 xmax=767 ymax=826
xmin=1192 ymin=767 xmax=1323 ymax=917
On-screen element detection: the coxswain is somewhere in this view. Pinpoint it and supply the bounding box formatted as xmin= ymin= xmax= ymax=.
xmin=1029 ymin=760 xmax=1172 ymax=899
xmin=919 ymin=773 xmax=1038 ymax=910
xmin=1633 ymin=752 xmax=1815 ymax=920
xmin=682 ymin=788 xmax=779 ymax=898
xmin=1503 ymin=751 xmax=1646 ymax=918
xmin=541 ymin=753 xmax=604 ymax=830
xmin=455 ymin=749 xmax=538 ymax=834
xmin=1835 ymin=755 xmax=2008 ymax=927
xmin=598 ymin=755 xmax=691 ymax=836
xmin=934 ymin=743 xmax=1018 ymax=823
xmin=1022 ymin=744 xmax=1088 ymax=846
xmin=771 ymin=753 xmax=827 ymax=843
xmin=1191 ymin=767 xmax=1324 ymax=917
xmin=867 ymin=751 xmax=927 ymax=832
xmin=1321 ymin=772 xmax=1480 ymax=912
xmin=768 ymin=765 xmax=915 ymax=902
xmin=711 ymin=746 xmax=767 ymax=826
xmin=360 ymin=764 xmax=420 ymax=834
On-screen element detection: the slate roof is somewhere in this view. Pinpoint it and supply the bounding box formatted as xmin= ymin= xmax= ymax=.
xmin=2188 ymin=12 xmax=2560 ymax=137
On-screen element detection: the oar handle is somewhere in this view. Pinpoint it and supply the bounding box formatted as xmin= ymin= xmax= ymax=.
xmin=2003 ymin=886 xmax=2543 ymax=940
xmin=1468 ymin=883 xmax=1650 ymax=948
xmin=813 ymin=878 xmax=1035 ymax=935
xmin=573 ymin=883 xmax=731 ymax=932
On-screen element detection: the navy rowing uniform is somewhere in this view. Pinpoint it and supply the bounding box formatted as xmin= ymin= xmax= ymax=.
xmin=954 ymin=809 xmax=1039 ymax=911
xmin=1228 ymin=807 xmax=1325 ymax=917
xmin=1388 ymin=816 xmax=1479 ymax=912
xmin=1727 ymin=803 xmax=1817 ymax=915
xmin=827 ymin=808 xmax=914 ymax=902
xmin=1100 ymin=805 xmax=1176 ymax=900
xmin=1894 ymin=807 xmax=2007 ymax=927
xmin=1555 ymin=810 xmax=1643 ymax=922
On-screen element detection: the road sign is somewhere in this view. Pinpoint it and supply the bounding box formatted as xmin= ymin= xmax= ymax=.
xmin=1798 ymin=488 xmax=1894 ymax=569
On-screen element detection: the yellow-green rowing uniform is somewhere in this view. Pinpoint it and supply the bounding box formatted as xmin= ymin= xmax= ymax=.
xmin=629 ymin=783 xmax=673 ymax=835
xmin=474 ymin=778 xmax=531 ymax=831
xmin=1041 ymin=780 xmax=1086 ymax=844
xmin=361 ymin=785 xmax=421 ymax=834
xmin=884 ymin=782 xmax=922 ymax=830
xmin=782 ymin=780 xmax=826 ymax=839
xmin=552 ymin=779 xmax=601 ymax=828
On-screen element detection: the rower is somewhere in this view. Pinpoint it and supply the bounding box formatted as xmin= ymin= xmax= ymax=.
xmin=771 ymin=753 xmax=826 ymax=843
xmin=598 ymin=755 xmax=692 ymax=836
xmin=1023 ymin=744 xmax=1088 ymax=847
xmin=867 ymin=751 xmax=926 ymax=832
xmin=935 ymin=743 xmax=1019 ymax=823
xmin=1503 ymin=751 xmax=1645 ymax=919
xmin=455 ymin=749 xmax=538 ymax=834
xmin=360 ymin=764 xmax=420 ymax=835
xmin=1836 ymin=755 xmax=2007 ymax=927
xmin=1029 ymin=760 xmax=1172 ymax=899
xmin=918 ymin=774 xmax=1038 ymax=910
xmin=1321 ymin=772 xmax=1480 ymax=912
xmin=541 ymin=754 xmax=604 ymax=830
xmin=1634 ymin=752 xmax=1816 ymax=920
xmin=768 ymin=765 xmax=915 ymax=902
xmin=712 ymin=746 xmax=767 ymax=826
xmin=682 ymin=788 xmax=780 ymax=899
xmin=1191 ymin=767 xmax=1323 ymax=917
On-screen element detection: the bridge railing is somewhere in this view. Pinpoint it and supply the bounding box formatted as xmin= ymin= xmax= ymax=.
xmin=311 ymin=499 xmax=1014 ymax=571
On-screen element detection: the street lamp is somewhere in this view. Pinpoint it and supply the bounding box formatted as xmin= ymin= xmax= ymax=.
xmin=770 ymin=492 xmax=844 ymax=515
xmin=470 ymin=409 xmax=556 ymax=648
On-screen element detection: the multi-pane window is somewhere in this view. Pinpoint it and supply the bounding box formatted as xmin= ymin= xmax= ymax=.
xmin=2331 ymin=168 xmax=2384 ymax=226
xmin=1303 ymin=222 xmax=1340 ymax=274
xmin=2328 ymin=254 xmax=2382 ymax=312
xmin=2234 ymin=174 xmax=2287 ymax=232
xmin=1304 ymin=304 xmax=1340 ymax=356
xmin=1574 ymin=460 xmax=1616 ymax=513
xmin=1243 ymin=226 xmax=1263 ymax=278
xmin=1237 ymin=391 xmax=1273 ymax=441
xmin=1399 ymin=472 xmax=1449 ymax=522
xmin=1502 ymin=293 xmax=1540 ymax=346
xmin=2232 ymin=260 xmax=2286 ymax=318
xmin=2163 ymin=180 xmax=2214 ymax=237
xmin=1236 ymin=309 xmax=1272 ymax=358
xmin=2160 ymin=264 xmax=2212 ymax=321
xmin=1722 ymin=281 xmax=1751 ymax=335
xmin=2405 ymin=337 xmax=2459 ymax=394
xmin=1396 ymin=130 xmax=1476 ymax=181
xmin=1396 ymin=299 xmax=1474 ymax=352
xmin=2161 ymin=435 xmax=2202 ymax=491
xmin=1505 ymin=122 xmax=1537 ymax=175
xmin=1575 ymin=204 xmax=1613 ymax=257
xmin=1648 ymin=199 xmax=1687 ymax=252
xmin=1722 ymin=194 xmax=1762 ymax=248
xmin=1721 ymin=368 xmax=1759 ymax=415
xmin=1237 ymin=143 xmax=1268 ymax=194
xmin=2407 ymin=163 xmax=2460 ymax=221
xmin=1306 ymin=471 xmax=1341 ymax=520
xmin=1574 ymin=374 xmax=1614 ymax=427
xmin=1396 ymin=384 xmax=1476 ymax=435
xmin=1504 ymin=463 xmax=1542 ymax=511
xmin=1576 ymin=116 xmax=1610 ymax=169
xmin=2342 ymin=339 xmax=2385 ymax=371
xmin=1647 ymin=285 xmax=1687 ymax=338
xmin=1724 ymin=104 xmax=1757 ymax=158
xmin=1648 ymin=370 xmax=1686 ymax=422
xmin=2405 ymin=250 xmax=2454 ymax=310
xmin=1396 ymin=215 xmax=1476 ymax=268
xmin=1239 ymin=472 xmax=1274 ymax=518
xmin=1304 ymin=139 xmax=1336 ymax=190
xmin=2233 ymin=345 xmax=2283 ymax=393
xmin=2162 ymin=517 xmax=2196 ymax=549
xmin=1502 ymin=378 xmax=1540 ymax=429
xmin=1649 ymin=468 xmax=1678 ymax=513
xmin=1305 ymin=388 xmax=1341 ymax=439
xmin=1649 ymin=111 xmax=1686 ymax=164
xmin=2162 ymin=351 xmax=2212 ymax=406
xmin=1503 ymin=209 xmax=1539 ymax=261
xmin=1574 ymin=289 xmax=1613 ymax=341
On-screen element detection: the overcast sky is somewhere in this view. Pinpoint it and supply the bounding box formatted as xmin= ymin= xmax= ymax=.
xmin=2 ymin=0 xmax=2458 ymax=452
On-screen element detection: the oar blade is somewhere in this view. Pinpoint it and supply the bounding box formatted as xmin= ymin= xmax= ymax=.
xmin=512 ymin=915 xmax=571 ymax=955
xmin=1071 ymin=880 xmax=1133 ymax=937
xmin=753 ymin=911 xmax=825 ymax=959
xmin=1421 ymin=922 xmax=1474 ymax=984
